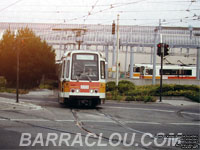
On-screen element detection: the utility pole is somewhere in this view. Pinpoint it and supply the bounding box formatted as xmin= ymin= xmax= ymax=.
xmin=52 ymin=28 xmax=87 ymax=51
xmin=78 ymin=41 xmax=81 ymax=50
xmin=116 ymin=14 xmax=120 ymax=86
xmin=124 ymin=46 xmax=128 ymax=78
xmin=16 ymin=39 xmax=19 ymax=103
xmin=112 ymin=21 xmax=116 ymax=78
xmin=159 ymin=34 xmax=163 ymax=102
xmin=153 ymin=19 xmax=162 ymax=85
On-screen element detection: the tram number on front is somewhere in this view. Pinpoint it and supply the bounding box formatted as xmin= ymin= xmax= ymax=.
xmin=80 ymin=85 xmax=89 ymax=89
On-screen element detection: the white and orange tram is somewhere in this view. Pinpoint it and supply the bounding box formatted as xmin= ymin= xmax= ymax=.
xmin=58 ymin=50 xmax=106 ymax=106
xmin=131 ymin=64 xmax=196 ymax=79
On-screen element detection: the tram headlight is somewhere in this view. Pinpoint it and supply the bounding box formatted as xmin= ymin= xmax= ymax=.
xmin=71 ymin=89 xmax=75 ymax=93
xmin=94 ymin=89 xmax=98 ymax=93
xmin=90 ymin=89 xmax=94 ymax=93
xmin=76 ymin=89 xmax=80 ymax=93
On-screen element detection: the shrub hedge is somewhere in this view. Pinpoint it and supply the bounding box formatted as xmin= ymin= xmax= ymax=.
xmin=106 ymin=81 xmax=117 ymax=92
xmin=0 ymin=76 xmax=6 ymax=87
xmin=106 ymin=81 xmax=200 ymax=103
xmin=118 ymin=80 xmax=135 ymax=95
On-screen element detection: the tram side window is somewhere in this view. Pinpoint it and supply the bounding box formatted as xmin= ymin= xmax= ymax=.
xmin=62 ymin=60 xmax=65 ymax=78
xmin=145 ymin=69 xmax=153 ymax=75
xmin=162 ymin=69 xmax=179 ymax=75
xmin=162 ymin=69 xmax=172 ymax=75
xmin=180 ymin=70 xmax=192 ymax=75
xmin=161 ymin=69 xmax=192 ymax=75
xmin=134 ymin=67 xmax=140 ymax=72
xmin=171 ymin=70 xmax=178 ymax=75
xmin=100 ymin=61 xmax=105 ymax=79
xmin=66 ymin=60 xmax=70 ymax=78
xmin=140 ymin=66 xmax=145 ymax=75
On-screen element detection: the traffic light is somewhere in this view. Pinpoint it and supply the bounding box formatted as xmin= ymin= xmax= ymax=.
xmin=164 ymin=44 xmax=169 ymax=56
xmin=112 ymin=21 xmax=115 ymax=35
xmin=157 ymin=43 xmax=162 ymax=56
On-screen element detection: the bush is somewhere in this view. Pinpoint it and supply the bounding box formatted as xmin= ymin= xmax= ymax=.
xmin=106 ymin=92 xmax=113 ymax=100
xmin=174 ymin=85 xmax=199 ymax=92
xmin=153 ymin=84 xmax=174 ymax=94
xmin=106 ymin=81 xmax=199 ymax=103
xmin=106 ymin=91 xmax=126 ymax=101
xmin=39 ymin=79 xmax=58 ymax=89
xmin=106 ymin=80 xmax=135 ymax=95
xmin=106 ymin=81 xmax=117 ymax=92
xmin=127 ymin=89 xmax=149 ymax=96
xmin=118 ymin=80 xmax=135 ymax=94
xmin=0 ymin=76 xmax=6 ymax=87
xmin=184 ymin=91 xmax=200 ymax=103
xmin=134 ymin=95 xmax=144 ymax=101
xmin=0 ymin=87 xmax=28 ymax=94
xmin=125 ymin=95 xmax=157 ymax=102
xmin=161 ymin=90 xmax=200 ymax=103
xmin=144 ymin=96 xmax=157 ymax=103
xmin=125 ymin=96 xmax=135 ymax=101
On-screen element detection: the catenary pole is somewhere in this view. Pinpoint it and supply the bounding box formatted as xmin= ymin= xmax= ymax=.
xmin=116 ymin=14 xmax=120 ymax=86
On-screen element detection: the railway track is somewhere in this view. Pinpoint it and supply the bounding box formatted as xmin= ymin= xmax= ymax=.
xmin=70 ymin=108 xmax=152 ymax=150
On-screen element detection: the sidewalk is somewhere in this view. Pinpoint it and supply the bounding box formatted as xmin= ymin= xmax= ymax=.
xmin=156 ymin=98 xmax=199 ymax=106
xmin=0 ymin=97 xmax=42 ymax=111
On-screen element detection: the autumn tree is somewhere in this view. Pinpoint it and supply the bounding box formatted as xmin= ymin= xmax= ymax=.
xmin=0 ymin=28 xmax=56 ymax=88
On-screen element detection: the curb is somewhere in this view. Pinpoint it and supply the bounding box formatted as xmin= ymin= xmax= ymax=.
xmin=0 ymin=97 xmax=42 ymax=110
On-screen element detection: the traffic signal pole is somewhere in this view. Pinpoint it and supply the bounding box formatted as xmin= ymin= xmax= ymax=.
xmin=159 ymin=34 xmax=163 ymax=102
xmin=160 ymin=46 xmax=163 ymax=102
xmin=112 ymin=21 xmax=116 ymax=79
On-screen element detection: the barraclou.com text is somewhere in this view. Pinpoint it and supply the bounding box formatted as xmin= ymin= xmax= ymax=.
xmin=19 ymin=132 xmax=184 ymax=147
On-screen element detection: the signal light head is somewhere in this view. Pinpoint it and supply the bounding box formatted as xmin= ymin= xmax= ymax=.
xmin=164 ymin=44 xmax=169 ymax=48
xmin=157 ymin=43 xmax=161 ymax=47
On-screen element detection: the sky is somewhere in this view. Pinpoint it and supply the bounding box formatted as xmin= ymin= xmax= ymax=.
xmin=0 ymin=0 xmax=200 ymax=27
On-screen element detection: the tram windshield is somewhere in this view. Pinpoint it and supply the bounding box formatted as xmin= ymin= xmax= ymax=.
xmin=71 ymin=53 xmax=99 ymax=81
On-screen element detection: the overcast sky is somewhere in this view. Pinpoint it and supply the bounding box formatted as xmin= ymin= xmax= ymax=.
xmin=0 ymin=0 xmax=200 ymax=27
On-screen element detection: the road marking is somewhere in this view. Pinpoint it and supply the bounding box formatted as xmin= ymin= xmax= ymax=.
xmin=20 ymin=100 xmax=200 ymax=116
xmin=82 ymin=120 xmax=115 ymax=123
xmin=1 ymin=118 xmax=200 ymax=126
xmin=125 ymin=121 xmax=161 ymax=125
xmin=10 ymin=119 xmax=50 ymax=122
xmin=55 ymin=120 xmax=74 ymax=122
xmin=22 ymin=99 xmax=57 ymax=104
xmin=56 ymin=119 xmax=160 ymax=125
xmin=169 ymin=123 xmax=200 ymax=126
xmin=181 ymin=112 xmax=200 ymax=116
xmin=103 ymin=106 xmax=175 ymax=113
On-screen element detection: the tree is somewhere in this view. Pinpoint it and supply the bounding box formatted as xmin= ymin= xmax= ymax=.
xmin=0 ymin=28 xmax=56 ymax=89
xmin=0 ymin=30 xmax=16 ymax=83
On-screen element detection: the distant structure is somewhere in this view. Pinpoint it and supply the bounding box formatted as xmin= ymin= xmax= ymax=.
xmin=0 ymin=22 xmax=200 ymax=74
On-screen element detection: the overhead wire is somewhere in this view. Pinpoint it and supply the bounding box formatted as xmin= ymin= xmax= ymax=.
xmin=83 ymin=0 xmax=100 ymax=23
xmin=0 ymin=0 xmax=199 ymax=37
xmin=0 ymin=0 xmax=23 ymax=12
xmin=44 ymin=0 xmax=147 ymax=31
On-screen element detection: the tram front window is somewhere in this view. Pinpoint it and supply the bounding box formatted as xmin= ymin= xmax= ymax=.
xmin=71 ymin=53 xmax=99 ymax=81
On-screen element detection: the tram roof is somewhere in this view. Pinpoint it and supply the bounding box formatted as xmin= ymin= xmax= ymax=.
xmin=134 ymin=63 xmax=196 ymax=69
xmin=62 ymin=50 xmax=104 ymax=59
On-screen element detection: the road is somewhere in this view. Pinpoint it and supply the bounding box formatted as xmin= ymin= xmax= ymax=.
xmin=0 ymin=90 xmax=199 ymax=150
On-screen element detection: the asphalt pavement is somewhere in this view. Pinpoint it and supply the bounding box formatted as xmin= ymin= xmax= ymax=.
xmin=0 ymin=89 xmax=199 ymax=150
